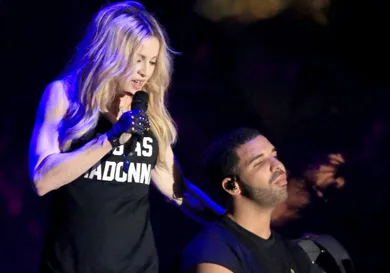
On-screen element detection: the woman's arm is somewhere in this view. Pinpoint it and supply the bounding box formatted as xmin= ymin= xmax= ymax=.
xmin=29 ymin=81 xmax=113 ymax=196
xmin=151 ymin=145 xmax=225 ymax=224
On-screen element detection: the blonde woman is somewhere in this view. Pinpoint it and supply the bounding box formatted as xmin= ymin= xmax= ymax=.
xmin=28 ymin=2 xmax=223 ymax=272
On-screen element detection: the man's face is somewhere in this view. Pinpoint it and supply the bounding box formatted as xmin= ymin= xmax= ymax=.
xmin=235 ymin=135 xmax=288 ymax=208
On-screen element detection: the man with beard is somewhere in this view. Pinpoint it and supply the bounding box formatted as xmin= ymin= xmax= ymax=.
xmin=180 ymin=128 xmax=320 ymax=273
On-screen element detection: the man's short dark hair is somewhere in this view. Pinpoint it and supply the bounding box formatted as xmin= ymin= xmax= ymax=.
xmin=203 ymin=127 xmax=262 ymax=187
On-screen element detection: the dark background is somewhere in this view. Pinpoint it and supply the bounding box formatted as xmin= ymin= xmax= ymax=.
xmin=2 ymin=0 xmax=390 ymax=272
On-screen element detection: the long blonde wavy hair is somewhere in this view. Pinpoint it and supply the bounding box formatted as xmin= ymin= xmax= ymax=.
xmin=59 ymin=1 xmax=177 ymax=164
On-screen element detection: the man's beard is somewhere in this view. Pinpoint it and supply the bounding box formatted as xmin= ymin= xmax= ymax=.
xmin=238 ymin=180 xmax=288 ymax=208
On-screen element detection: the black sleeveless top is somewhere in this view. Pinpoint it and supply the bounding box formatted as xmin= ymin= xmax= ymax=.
xmin=40 ymin=115 xmax=159 ymax=273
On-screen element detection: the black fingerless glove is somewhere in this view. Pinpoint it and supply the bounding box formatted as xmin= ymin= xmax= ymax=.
xmin=106 ymin=109 xmax=150 ymax=148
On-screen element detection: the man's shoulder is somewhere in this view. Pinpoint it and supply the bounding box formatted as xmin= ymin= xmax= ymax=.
xmin=184 ymin=219 xmax=237 ymax=250
xmin=180 ymin=219 xmax=245 ymax=273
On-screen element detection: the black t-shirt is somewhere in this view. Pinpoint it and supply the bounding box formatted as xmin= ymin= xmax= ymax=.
xmin=40 ymin=115 xmax=159 ymax=273
xmin=181 ymin=215 xmax=318 ymax=273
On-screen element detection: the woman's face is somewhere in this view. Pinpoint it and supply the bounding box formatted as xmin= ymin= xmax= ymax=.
xmin=120 ymin=36 xmax=160 ymax=94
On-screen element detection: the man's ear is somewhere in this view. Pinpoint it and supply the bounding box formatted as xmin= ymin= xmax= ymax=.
xmin=221 ymin=176 xmax=240 ymax=195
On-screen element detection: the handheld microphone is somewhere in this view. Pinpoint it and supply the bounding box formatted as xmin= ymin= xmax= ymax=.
xmin=123 ymin=91 xmax=149 ymax=172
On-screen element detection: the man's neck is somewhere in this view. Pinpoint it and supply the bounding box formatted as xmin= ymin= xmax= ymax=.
xmin=227 ymin=199 xmax=273 ymax=240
